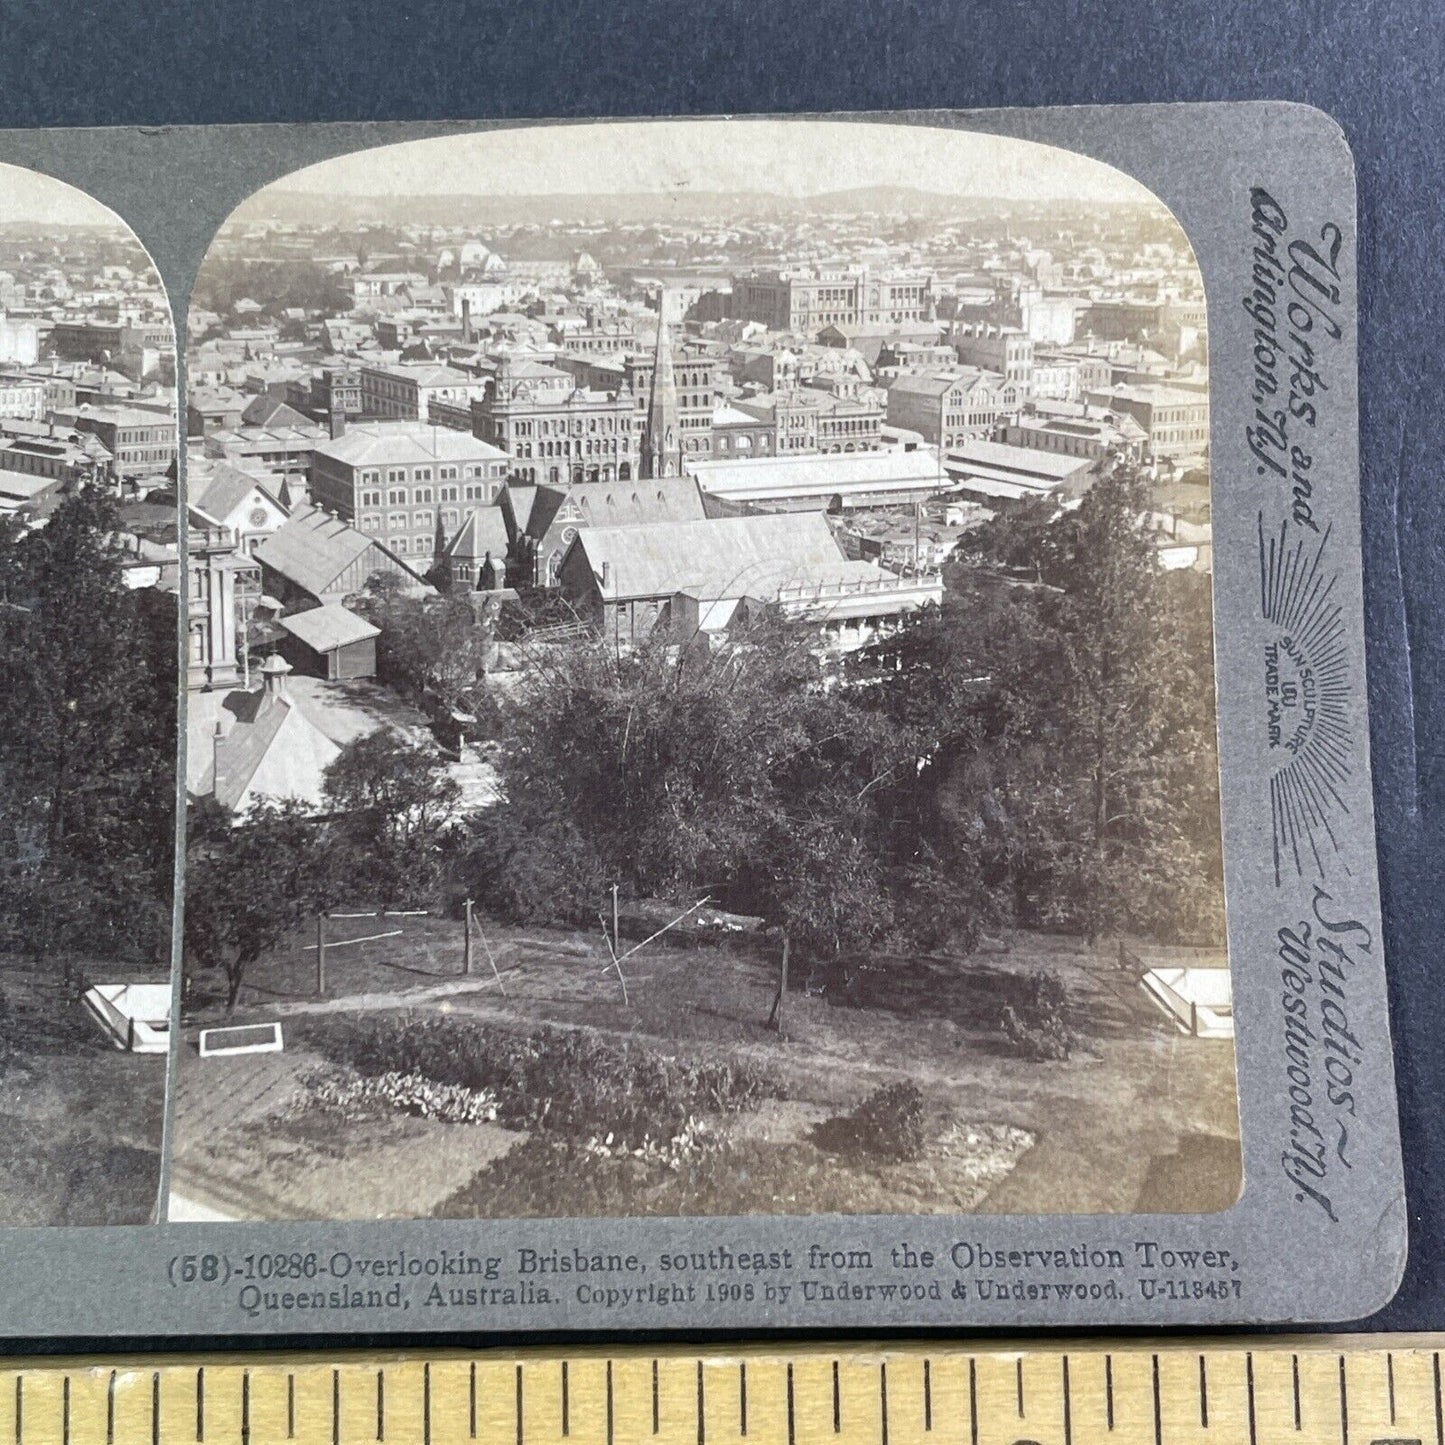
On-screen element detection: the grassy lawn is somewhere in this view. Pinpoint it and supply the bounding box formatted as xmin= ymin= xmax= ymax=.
xmin=0 ymin=955 xmax=166 ymax=1226
xmin=173 ymin=918 xmax=1239 ymax=1221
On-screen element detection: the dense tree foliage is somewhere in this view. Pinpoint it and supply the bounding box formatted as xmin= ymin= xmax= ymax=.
xmin=0 ymin=492 xmax=177 ymax=965
xmin=463 ymin=464 xmax=1224 ymax=957
xmin=350 ymin=576 xmax=497 ymax=730
xmin=319 ymin=729 xmax=461 ymax=909
xmin=183 ymin=795 xmax=316 ymax=1011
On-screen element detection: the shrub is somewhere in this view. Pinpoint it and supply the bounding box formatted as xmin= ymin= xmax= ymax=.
xmin=1001 ymin=969 xmax=1072 ymax=1061
xmin=811 ymin=1080 xmax=927 ymax=1162
xmin=298 ymin=1014 xmax=770 ymax=1153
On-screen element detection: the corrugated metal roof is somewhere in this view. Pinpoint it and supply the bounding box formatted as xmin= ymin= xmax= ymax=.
xmin=571 ymin=511 xmax=871 ymax=602
xmin=254 ymin=502 xmax=420 ymax=597
xmin=278 ymin=603 xmax=380 ymax=653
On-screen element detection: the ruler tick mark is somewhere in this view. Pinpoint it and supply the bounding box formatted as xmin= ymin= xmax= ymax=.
xmin=832 ymin=1362 xmax=841 ymax=1434
xmin=287 ymin=1375 xmax=295 ymax=1440
xmin=1338 ymin=1356 xmax=1348 ymax=1445
xmin=1292 ymin=1354 xmax=1301 ymax=1431
xmin=651 ymin=1362 xmax=659 ymax=1436
xmin=12 ymin=1377 xmax=18 ymax=1445
xmin=469 ymin=1363 xmax=476 ymax=1441
xmin=196 ymin=1369 xmax=204 ymax=1444
xmin=1387 ymin=1352 xmax=1397 ymax=1424
xmin=377 ymin=1370 xmax=385 ymax=1441
xmin=1062 ymin=1356 xmax=1072 ymax=1445
xmin=696 ymin=1360 xmax=704 ymax=1445
xmin=1105 ymin=1356 xmax=1115 ymax=1432
xmin=738 ymin=1363 xmax=746 ymax=1438
xmin=241 ymin=1373 xmax=251 ymax=1445
xmin=923 ymin=1359 xmax=932 ymax=1433
xmin=1434 ymin=1352 xmax=1442 ymax=1445
xmin=515 ymin=1365 xmax=523 ymax=1445
xmin=1247 ymin=1353 xmax=1258 ymax=1445
xmin=107 ymin=1372 xmax=116 ymax=1445
xmin=786 ymin=1364 xmax=795 ymax=1445
xmin=63 ymin=1376 xmax=70 ymax=1445
xmin=1198 ymin=1355 xmax=1208 ymax=1429
xmin=424 ymin=1364 xmax=432 ymax=1445
xmin=562 ymin=1362 xmax=570 ymax=1438
xmin=332 ymin=1370 xmax=340 ymax=1445
xmin=880 ymin=1364 xmax=889 ymax=1445
xmin=968 ymin=1359 xmax=978 ymax=1445
xmin=1151 ymin=1354 xmax=1161 ymax=1445
xmin=151 ymin=1373 xmax=160 ymax=1445
xmin=606 ymin=1362 xmax=614 ymax=1445
xmin=1017 ymin=1359 xmax=1025 ymax=1417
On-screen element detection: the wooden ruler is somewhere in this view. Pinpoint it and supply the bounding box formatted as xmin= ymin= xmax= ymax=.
xmin=1 ymin=1338 xmax=1439 ymax=1445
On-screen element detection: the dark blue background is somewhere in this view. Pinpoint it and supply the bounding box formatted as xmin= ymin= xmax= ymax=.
xmin=1 ymin=0 xmax=1441 ymax=1338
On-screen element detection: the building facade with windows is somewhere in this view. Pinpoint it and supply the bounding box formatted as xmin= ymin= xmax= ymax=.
xmin=53 ymin=403 xmax=177 ymax=481
xmin=731 ymin=265 xmax=935 ymax=335
xmin=885 ymin=370 xmax=1022 ymax=448
xmin=308 ymin=421 xmax=511 ymax=561
xmin=359 ymin=362 xmax=492 ymax=423
xmin=472 ymin=357 xmax=640 ymax=486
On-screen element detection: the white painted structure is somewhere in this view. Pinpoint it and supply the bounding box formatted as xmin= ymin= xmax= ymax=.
xmin=1141 ymin=966 xmax=1234 ymax=1039
xmin=82 ymin=983 xmax=171 ymax=1053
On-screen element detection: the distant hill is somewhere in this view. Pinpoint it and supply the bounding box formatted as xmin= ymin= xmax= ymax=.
xmin=234 ymin=186 xmax=1149 ymax=229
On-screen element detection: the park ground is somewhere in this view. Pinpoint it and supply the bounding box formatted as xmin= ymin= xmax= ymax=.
xmin=168 ymin=916 xmax=1240 ymax=1223
xmin=0 ymin=954 xmax=166 ymax=1225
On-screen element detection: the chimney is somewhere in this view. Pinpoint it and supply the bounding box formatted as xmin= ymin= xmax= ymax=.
xmin=461 ymin=296 xmax=474 ymax=345
xmin=600 ymin=560 xmax=612 ymax=590
xmin=259 ymin=651 xmax=292 ymax=707
xmin=329 ymin=408 xmax=346 ymax=439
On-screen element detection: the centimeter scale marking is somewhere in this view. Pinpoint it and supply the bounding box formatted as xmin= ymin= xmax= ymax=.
xmin=2 ymin=1339 xmax=1441 ymax=1445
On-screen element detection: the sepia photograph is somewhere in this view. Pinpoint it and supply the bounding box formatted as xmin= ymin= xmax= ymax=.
xmin=0 ymin=162 xmax=179 ymax=1225
xmin=169 ymin=118 xmax=1236 ymax=1225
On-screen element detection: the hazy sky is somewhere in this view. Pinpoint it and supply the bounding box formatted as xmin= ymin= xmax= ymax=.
xmin=250 ymin=118 xmax=1159 ymax=208
xmin=0 ymin=160 xmax=129 ymax=227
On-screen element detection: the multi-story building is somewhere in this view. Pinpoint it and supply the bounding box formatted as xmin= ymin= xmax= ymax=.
xmin=472 ymin=356 xmax=639 ymax=486
xmin=308 ymin=420 xmax=511 ymax=562
xmin=553 ymin=311 xmax=637 ymax=357
xmin=203 ymin=420 xmax=326 ymax=482
xmin=284 ymin=363 xmax=365 ymax=424
xmin=49 ymin=317 xmax=175 ymax=363
xmin=732 ymin=265 xmax=935 ymax=335
xmin=359 ymin=361 xmax=491 ymax=423
xmin=814 ymin=392 xmax=884 ymax=453
xmin=1084 ymin=383 xmax=1210 ymax=460
xmin=950 ymin=323 xmax=1034 ymax=389
xmin=0 ymin=419 xmax=113 ymax=487
xmin=886 ymin=369 xmax=1022 ymax=449
xmin=53 ymin=403 xmax=176 ymax=482
xmin=0 ymin=373 xmax=47 ymax=421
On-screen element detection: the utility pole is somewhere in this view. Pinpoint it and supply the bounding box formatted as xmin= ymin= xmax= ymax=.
xmin=315 ymin=911 xmax=327 ymax=996
xmin=611 ymin=883 xmax=620 ymax=956
xmin=463 ymin=898 xmax=474 ymax=976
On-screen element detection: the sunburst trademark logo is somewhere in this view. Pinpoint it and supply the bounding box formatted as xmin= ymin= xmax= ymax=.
xmin=1258 ymin=516 xmax=1352 ymax=884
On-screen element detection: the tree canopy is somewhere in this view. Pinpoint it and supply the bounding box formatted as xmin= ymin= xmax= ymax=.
xmin=0 ymin=491 xmax=177 ymax=965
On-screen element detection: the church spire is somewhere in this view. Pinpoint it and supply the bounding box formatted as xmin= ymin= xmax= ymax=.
xmin=642 ymin=292 xmax=680 ymax=479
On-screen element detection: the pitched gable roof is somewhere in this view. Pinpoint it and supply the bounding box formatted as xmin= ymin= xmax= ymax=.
xmin=254 ymin=502 xmax=429 ymax=598
xmin=210 ymin=693 xmax=341 ymax=814
xmin=541 ymin=477 xmax=707 ymax=537
xmin=188 ymin=461 xmax=288 ymax=529
xmin=444 ymin=505 xmax=511 ymax=562
xmin=568 ymin=511 xmax=865 ymax=603
xmin=278 ymin=603 xmax=380 ymax=653
xmin=241 ymin=395 xmax=313 ymax=429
